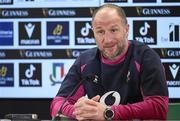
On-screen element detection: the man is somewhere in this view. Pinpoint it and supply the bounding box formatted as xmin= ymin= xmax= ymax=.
xmin=50 ymin=4 xmax=168 ymax=120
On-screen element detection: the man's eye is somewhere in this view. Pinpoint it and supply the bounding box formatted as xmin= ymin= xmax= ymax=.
xmin=97 ymin=30 xmax=104 ymax=34
xmin=111 ymin=29 xmax=118 ymax=33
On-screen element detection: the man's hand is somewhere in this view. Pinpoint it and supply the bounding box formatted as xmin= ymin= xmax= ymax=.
xmin=73 ymin=95 xmax=107 ymax=120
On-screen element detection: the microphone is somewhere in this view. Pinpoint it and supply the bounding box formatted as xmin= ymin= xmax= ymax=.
xmin=4 ymin=114 xmax=39 ymax=120
xmin=52 ymin=74 xmax=97 ymax=121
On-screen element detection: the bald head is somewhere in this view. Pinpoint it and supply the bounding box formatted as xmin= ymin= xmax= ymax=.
xmin=92 ymin=4 xmax=127 ymax=25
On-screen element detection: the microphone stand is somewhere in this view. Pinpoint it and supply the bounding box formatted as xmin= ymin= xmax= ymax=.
xmin=52 ymin=75 xmax=96 ymax=121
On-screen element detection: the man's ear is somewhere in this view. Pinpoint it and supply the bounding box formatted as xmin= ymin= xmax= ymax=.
xmin=91 ymin=27 xmax=94 ymax=32
xmin=125 ymin=24 xmax=129 ymax=38
xmin=91 ymin=27 xmax=96 ymax=37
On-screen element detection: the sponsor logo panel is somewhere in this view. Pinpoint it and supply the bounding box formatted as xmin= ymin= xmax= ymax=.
xmin=162 ymin=0 xmax=180 ymax=3
xmin=47 ymin=22 xmax=69 ymax=45
xmin=0 ymin=51 xmax=6 ymax=58
xmin=0 ymin=8 xmax=93 ymax=18
xmin=0 ymin=22 xmax=13 ymax=45
xmin=169 ymin=23 xmax=180 ymax=42
xmin=75 ymin=21 xmax=95 ymax=45
xmin=40 ymin=8 xmax=92 ymax=18
xmin=15 ymin=0 xmax=35 ymax=2
xmin=133 ymin=20 xmax=157 ymax=45
xmin=153 ymin=48 xmax=180 ymax=59
xmin=0 ymin=8 xmax=29 ymax=18
xmin=19 ymin=22 xmax=41 ymax=45
xmin=0 ymin=49 xmax=86 ymax=59
xmin=104 ymin=0 xmax=127 ymax=2
xmin=163 ymin=62 xmax=180 ymax=87
xmin=0 ymin=7 xmax=179 ymax=18
xmin=0 ymin=0 xmax=13 ymax=5
xmin=19 ymin=63 xmax=42 ymax=87
xmin=0 ymin=63 xmax=14 ymax=87
xmin=136 ymin=7 xmax=170 ymax=16
xmin=135 ymin=6 xmax=179 ymax=17
xmin=133 ymin=0 xmax=156 ymax=3
xmin=159 ymin=21 xmax=180 ymax=47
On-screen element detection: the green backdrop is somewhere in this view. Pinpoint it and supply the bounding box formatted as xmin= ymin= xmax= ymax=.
xmin=168 ymin=103 xmax=180 ymax=120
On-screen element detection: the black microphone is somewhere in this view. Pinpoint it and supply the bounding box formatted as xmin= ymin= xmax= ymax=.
xmin=4 ymin=114 xmax=39 ymax=121
xmin=52 ymin=74 xmax=97 ymax=121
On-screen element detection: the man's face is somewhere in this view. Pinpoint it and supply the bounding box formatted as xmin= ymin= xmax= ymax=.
xmin=92 ymin=8 xmax=129 ymax=60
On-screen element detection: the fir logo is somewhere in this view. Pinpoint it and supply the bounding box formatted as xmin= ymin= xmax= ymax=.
xmin=50 ymin=63 xmax=65 ymax=86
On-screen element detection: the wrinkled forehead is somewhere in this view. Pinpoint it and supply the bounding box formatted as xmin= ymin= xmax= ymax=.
xmin=92 ymin=19 xmax=121 ymax=30
xmin=92 ymin=10 xmax=124 ymax=28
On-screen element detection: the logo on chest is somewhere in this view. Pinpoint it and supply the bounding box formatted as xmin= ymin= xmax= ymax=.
xmin=100 ymin=91 xmax=121 ymax=106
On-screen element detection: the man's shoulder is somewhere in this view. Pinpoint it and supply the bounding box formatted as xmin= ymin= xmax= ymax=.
xmin=130 ymin=40 xmax=149 ymax=48
xmin=130 ymin=40 xmax=160 ymax=63
xmin=81 ymin=47 xmax=97 ymax=54
xmin=130 ymin=40 xmax=152 ymax=53
xmin=80 ymin=47 xmax=98 ymax=57
xmin=79 ymin=47 xmax=99 ymax=61
xmin=130 ymin=40 xmax=154 ymax=61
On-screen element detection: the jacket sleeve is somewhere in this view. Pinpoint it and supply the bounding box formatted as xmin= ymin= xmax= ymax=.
xmin=50 ymin=56 xmax=85 ymax=118
xmin=50 ymin=84 xmax=85 ymax=118
xmin=112 ymin=96 xmax=168 ymax=120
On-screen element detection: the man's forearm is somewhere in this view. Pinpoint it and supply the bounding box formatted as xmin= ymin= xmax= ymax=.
xmin=112 ymin=96 xmax=168 ymax=120
xmin=50 ymin=97 xmax=75 ymax=118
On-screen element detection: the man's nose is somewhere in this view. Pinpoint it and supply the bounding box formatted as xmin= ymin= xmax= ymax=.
xmin=104 ymin=32 xmax=113 ymax=43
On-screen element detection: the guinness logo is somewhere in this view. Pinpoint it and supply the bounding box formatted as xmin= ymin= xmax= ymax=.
xmin=42 ymin=8 xmax=48 ymax=17
xmin=161 ymin=48 xmax=167 ymax=58
xmin=90 ymin=8 xmax=96 ymax=16
xmin=19 ymin=50 xmax=26 ymax=58
xmin=66 ymin=49 xmax=72 ymax=58
xmin=136 ymin=7 xmax=171 ymax=16
xmin=136 ymin=7 xmax=143 ymax=16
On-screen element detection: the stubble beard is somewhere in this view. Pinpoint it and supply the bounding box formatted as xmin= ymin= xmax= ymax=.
xmin=101 ymin=39 xmax=128 ymax=60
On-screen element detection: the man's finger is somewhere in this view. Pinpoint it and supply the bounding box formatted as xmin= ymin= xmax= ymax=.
xmin=91 ymin=95 xmax=100 ymax=102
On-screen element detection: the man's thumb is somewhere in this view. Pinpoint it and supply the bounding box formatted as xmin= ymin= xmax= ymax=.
xmin=91 ymin=95 xmax=100 ymax=102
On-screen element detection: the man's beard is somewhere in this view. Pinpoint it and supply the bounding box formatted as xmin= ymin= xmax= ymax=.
xmin=101 ymin=40 xmax=127 ymax=60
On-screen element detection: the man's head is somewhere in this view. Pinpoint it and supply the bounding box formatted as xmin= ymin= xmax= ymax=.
xmin=92 ymin=4 xmax=127 ymax=25
xmin=92 ymin=4 xmax=129 ymax=60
